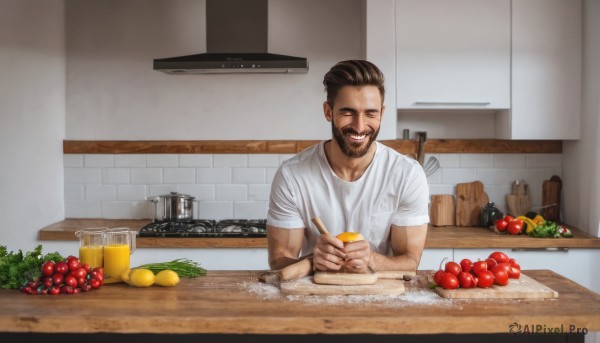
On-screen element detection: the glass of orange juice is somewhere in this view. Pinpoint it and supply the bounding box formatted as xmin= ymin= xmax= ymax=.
xmin=103 ymin=227 xmax=136 ymax=284
xmin=75 ymin=227 xmax=107 ymax=269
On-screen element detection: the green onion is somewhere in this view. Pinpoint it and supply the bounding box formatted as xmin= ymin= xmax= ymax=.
xmin=134 ymin=258 xmax=207 ymax=278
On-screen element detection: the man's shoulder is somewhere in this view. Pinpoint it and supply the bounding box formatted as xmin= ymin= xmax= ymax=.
xmin=375 ymin=141 xmax=420 ymax=167
xmin=280 ymin=141 xmax=323 ymax=170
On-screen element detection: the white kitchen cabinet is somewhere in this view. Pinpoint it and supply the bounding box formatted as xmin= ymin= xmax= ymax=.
xmin=495 ymin=0 xmax=582 ymax=140
xmin=395 ymin=0 xmax=510 ymax=110
xmin=453 ymin=248 xmax=599 ymax=294
xmin=418 ymin=248 xmax=452 ymax=271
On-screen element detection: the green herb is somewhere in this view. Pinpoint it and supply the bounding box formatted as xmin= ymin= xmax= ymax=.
xmin=134 ymin=258 xmax=207 ymax=278
xmin=0 ymin=245 xmax=64 ymax=289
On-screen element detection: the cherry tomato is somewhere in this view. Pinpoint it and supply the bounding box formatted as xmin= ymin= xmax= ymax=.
xmin=73 ymin=267 xmax=87 ymax=279
xmin=508 ymin=258 xmax=521 ymax=270
xmin=89 ymin=279 xmax=101 ymax=289
xmin=457 ymin=272 xmax=473 ymax=288
xmin=444 ymin=261 xmax=462 ymax=276
xmin=77 ymin=277 xmax=87 ymax=287
xmin=65 ymin=275 xmax=78 ymax=288
xmin=91 ymin=270 xmax=104 ymax=282
xmin=42 ymin=277 xmax=53 ymax=289
xmin=440 ymin=273 xmax=459 ymax=290
xmin=82 ymin=263 xmax=91 ymax=273
xmin=477 ymin=270 xmax=495 ymax=288
xmin=471 ymin=275 xmax=479 ymax=288
xmin=81 ymin=284 xmax=92 ymax=292
xmin=489 ymin=251 xmax=510 ymax=264
xmin=433 ymin=270 xmax=446 ymax=286
xmin=495 ymin=219 xmax=509 ymax=232
xmin=67 ymin=259 xmax=81 ymax=272
xmin=55 ymin=261 xmax=69 ymax=275
xmin=51 ymin=273 xmax=64 ymax=286
xmin=459 ymin=259 xmax=473 ymax=273
xmin=508 ymin=266 xmax=521 ymax=279
xmin=48 ymin=286 xmax=60 ymax=295
xmin=485 ymin=257 xmax=497 ymax=271
xmin=472 ymin=260 xmax=488 ymax=275
xmin=492 ymin=266 xmax=509 ymax=286
xmin=504 ymin=215 xmax=515 ymax=222
xmin=41 ymin=261 xmax=55 ymax=277
xmin=507 ymin=219 xmax=524 ymax=235
xmin=495 ymin=262 xmax=511 ymax=274
xmin=66 ymin=255 xmax=79 ymax=264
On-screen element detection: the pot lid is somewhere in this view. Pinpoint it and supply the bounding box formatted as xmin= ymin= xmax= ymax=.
xmin=151 ymin=192 xmax=195 ymax=200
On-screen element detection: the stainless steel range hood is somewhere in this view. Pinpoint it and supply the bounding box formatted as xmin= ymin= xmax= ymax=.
xmin=153 ymin=0 xmax=308 ymax=74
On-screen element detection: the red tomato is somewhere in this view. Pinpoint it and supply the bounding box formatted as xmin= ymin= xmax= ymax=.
xmin=485 ymin=257 xmax=497 ymax=271
xmin=508 ymin=266 xmax=521 ymax=279
xmin=48 ymin=286 xmax=60 ymax=295
xmin=495 ymin=262 xmax=511 ymax=274
xmin=91 ymin=269 xmax=104 ymax=282
xmin=457 ymin=272 xmax=473 ymax=288
xmin=489 ymin=251 xmax=510 ymax=264
xmin=504 ymin=215 xmax=515 ymax=222
xmin=509 ymin=258 xmax=521 ymax=270
xmin=472 ymin=260 xmax=488 ymax=275
xmin=492 ymin=266 xmax=509 ymax=286
xmin=67 ymin=259 xmax=81 ymax=272
xmin=495 ymin=219 xmax=509 ymax=232
xmin=440 ymin=273 xmax=459 ymax=290
xmin=444 ymin=261 xmax=462 ymax=276
xmin=73 ymin=267 xmax=87 ymax=279
xmin=42 ymin=277 xmax=53 ymax=288
xmin=507 ymin=219 xmax=524 ymax=235
xmin=66 ymin=255 xmax=79 ymax=263
xmin=82 ymin=263 xmax=92 ymax=273
xmin=459 ymin=259 xmax=473 ymax=273
xmin=41 ymin=261 xmax=55 ymax=277
xmin=477 ymin=270 xmax=495 ymax=288
xmin=51 ymin=273 xmax=64 ymax=286
xmin=65 ymin=275 xmax=78 ymax=288
xmin=471 ymin=275 xmax=479 ymax=288
xmin=89 ymin=279 xmax=101 ymax=289
xmin=55 ymin=261 xmax=69 ymax=275
xmin=433 ymin=270 xmax=446 ymax=285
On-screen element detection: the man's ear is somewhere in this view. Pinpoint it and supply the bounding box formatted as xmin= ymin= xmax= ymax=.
xmin=323 ymin=101 xmax=333 ymax=122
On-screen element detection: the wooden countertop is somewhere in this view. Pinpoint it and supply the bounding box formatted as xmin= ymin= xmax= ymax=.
xmin=39 ymin=219 xmax=600 ymax=249
xmin=0 ymin=270 xmax=598 ymax=335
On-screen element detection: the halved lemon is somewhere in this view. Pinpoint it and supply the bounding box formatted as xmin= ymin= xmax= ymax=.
xmin=336 ymin=232 xmax=364 ymax=243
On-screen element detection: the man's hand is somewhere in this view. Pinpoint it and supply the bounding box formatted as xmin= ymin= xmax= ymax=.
xmin=341 ymin=240 xmax=371 ymax=273
xmin=313 ymin=234 xmax=346 ymax=271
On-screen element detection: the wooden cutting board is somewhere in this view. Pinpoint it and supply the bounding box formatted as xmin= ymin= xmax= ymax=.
xmin=541 ymin=175 xmax=562 ymax=222
xmin=430 ymin=194 xmax=455 ymax=226
xmin=455 ymin=181 xmax=489 ymax=226
xmin=313 ymin=270 xmax=416 ymax=285
xmin=280 ymin=277 xmax=405 ymax=296
xmin=435 ymin=274 xmax=558 ymax=299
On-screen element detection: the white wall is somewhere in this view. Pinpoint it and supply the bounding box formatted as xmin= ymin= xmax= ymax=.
xmin=0 ymin=0 xmax=65 ymax=251
xmin=65 ymin=0 xmax=369 ymax=140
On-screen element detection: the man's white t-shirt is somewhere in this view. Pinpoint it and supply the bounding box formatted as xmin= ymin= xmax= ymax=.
xmin=267 ymin=140 xmax=430 ymax=256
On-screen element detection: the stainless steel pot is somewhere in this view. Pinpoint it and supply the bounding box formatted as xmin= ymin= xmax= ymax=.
xmin=146 ymin=192 xmax=197 ymax=222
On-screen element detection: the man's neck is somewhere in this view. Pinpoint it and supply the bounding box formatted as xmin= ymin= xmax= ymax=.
xmin=324 ymin=140 xmax=377 ymax=182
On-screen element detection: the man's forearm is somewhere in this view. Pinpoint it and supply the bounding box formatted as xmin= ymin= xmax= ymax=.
xmin=368 ymin=251 xmax=421 ymax=272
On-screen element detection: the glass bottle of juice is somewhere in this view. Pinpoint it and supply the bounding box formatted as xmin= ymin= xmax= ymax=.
xmin=103 ymin=227 xmax=136 ymax=284
xmin=75 ymin=227 xmax=107 ymax=269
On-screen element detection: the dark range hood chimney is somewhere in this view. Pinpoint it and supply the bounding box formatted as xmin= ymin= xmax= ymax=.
xmin=153 ymin=0 xmax=308 ymax=74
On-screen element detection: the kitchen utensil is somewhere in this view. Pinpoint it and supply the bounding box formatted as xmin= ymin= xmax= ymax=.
xmin=541 ymin=175 xmax=562 ymax=222
xmin=311 ymin=216 xmax=329 ymax=235
xmin=146 ymin=192 xmax=197 ymax=222
xmin=423 ymin=156 xmax=440 ymax=176
xmin=455 ymin=181 xmax=489 ymax=226
xmin=429 ymin=194 xmax=455 ymax=226
xmin=75 ymin=227 xmax=107 ymax=268
xmin=279 ymin=278 xmax=405 ymax=296
xmin=258 ymin=256 xmax=314 ymax=284
xmin=506 ymin=180 xmax=532 ymax=216
xmin=435 ymin=274 xmax=558 ymax=299
xmin=103 ymin=227 xmax=136 ymax=284
xmin=415 ymin=131 xmax=427 ymax=166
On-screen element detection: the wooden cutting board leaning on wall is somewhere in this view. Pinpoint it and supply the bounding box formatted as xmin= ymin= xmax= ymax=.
xmin=506 ymin=180 xmax=532 ymax=216
xmin=455 ymin=181 xmax=489 ymax=226
xmin=430 ymin=195 xmax=455 ymax=226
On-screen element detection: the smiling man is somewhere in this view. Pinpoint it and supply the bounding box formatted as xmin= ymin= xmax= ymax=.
xmin=267 ymin=60 xmax=429 ymax=273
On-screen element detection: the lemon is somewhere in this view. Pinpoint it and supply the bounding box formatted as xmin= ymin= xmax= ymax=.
xmin=154 ymin=270 xmax=180 ymax=287
xmin=336 ymin=231 xmax=364 ymax=243
xmin=120 ymin=269 xmax=131 ymax=285
xmin=129 ymin=268 xmax=155 ymax=287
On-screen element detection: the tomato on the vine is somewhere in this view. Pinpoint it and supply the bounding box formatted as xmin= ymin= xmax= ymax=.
xmin=508 ymin=258 xmax=521 ymax=270
xmin=433 ymin=270 xmax=446 ymax=285
xmin=55 ymin=261 xmax=69 ymax=275
xmin=489 ymin=251 xmax=510 ymax=264
xmin=444 ymin=261 xmax=462 ymax=276
xmin=477 ymin=270 xmax=495 ymax=288
xmin=457 ymin=272 xmax=473 ymax=288
xmin=495 ymin=219 xmax=509 ymax=232
xmin=472 ymin=260 xmax=487 ymax=275
xmin=492 ymin=265 xmax=509 ymax=286
xmin=440 ymin=273 xmax=459 ymax=290
xmin=507 ymin=219 xmax=524 ymax=235
xmin=41 ymin=261 xmax=55 ymax=277
xmin=485 ymin=257 xmax=497 ymax=271
xmin=459 ymin=259 xmax=473 ymax=273
xmin=508 ymin=266 xmax=521 ymax=279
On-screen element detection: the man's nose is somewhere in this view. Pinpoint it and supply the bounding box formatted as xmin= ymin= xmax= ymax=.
xmin=351 ymin=114 xmax=367 ymax=133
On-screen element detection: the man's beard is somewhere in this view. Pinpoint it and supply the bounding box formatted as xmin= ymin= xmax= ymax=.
xmin=331 ymin=120 xmax=380 ymax=158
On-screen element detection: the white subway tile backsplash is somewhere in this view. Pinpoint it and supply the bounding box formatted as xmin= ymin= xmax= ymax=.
xmin=441 ymin=168 xmax=478 ymax=185
xmin=117 ymin=185 xmax=147 ymax=201
xmin=425 ymin=170 xmax=442 ymax=184
xmin=102 ymin=201 xmax=151 ymax=219
xmin=102 ymin=168 xmax=129 ymax=184
xmin=65 ymin=168 xmax=101 ymax=184
xmin=197 ymin=168 xmax=231 ymax=184
xmin=280 ymin=154 xmax=295 ymax=164
xmin=64 ymin=154 xmax=83 ymax=167
xmin=508 ymin=169 xmax=547 ymax=187
xmin=86 ymin=185 xmax=117 ymax=201
xmin=163 ymin=168 xmax=195 ymax=184
xmin=493 ymin=154 xmax=526 ymax=168
xmin=179 ymin=154 xmax=212 ymax=167
xmin=178 ymin=184 xmax=215 ymax=201
xmin=249 ymin=154 xmax=280 ymax=167
xmin=476 ymin=168 xmax=511 ymax=185
xmin=234 ymin=201 xmax=268 ymax=219
xmin=147 ymin=154 xmax=178 ymax=167
xmin=459 ymin=154 xmax=493 ymax=168
xmin=526 ymin=154 xmax=562 ymax=168
xmin=115 ymin=154 xmax=146 ymax=167
xmin=232 ymin=168 xmax=266 ymax=184
xmin=428 ymin=184 xmax=455 ymax=195
xmin=65 ymin=201 xmax=101 ymax=218
xmin=266 ymin=168 xmax=278 ymax=184
xmin=147 ymin=184 xmax=178 ymax=197
xmin=84 ymin=154 xmax=114 ymax=167
xmin=131 ymin=168 xmax=162 ymax=184
xmin=214 ymin=154 xmax=247 ymax=167
xmin=64 ymin=185 xmax=84 ymax=201
xmin=199 ymin=201 xmax=234 ymax=219
xmin=216 ymin=184 xmax=247 ymax=201
xmin=248 ymin=184 xmax=271 ymax=201
xmin=434 ymin=154 xmax=459 ymax=168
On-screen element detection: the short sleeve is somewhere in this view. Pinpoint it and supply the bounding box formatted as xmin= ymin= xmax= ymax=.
xmin=391 ymin=163 xmax=430 ymax=227
xmin=267 ymin=166 xmax=306 ymax=229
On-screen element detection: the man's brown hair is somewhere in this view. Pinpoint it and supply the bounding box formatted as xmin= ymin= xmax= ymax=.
xmin=323 ymin=60 xmax=385 ymax=106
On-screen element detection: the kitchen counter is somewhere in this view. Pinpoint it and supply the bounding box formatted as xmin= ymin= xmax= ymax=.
xmin=39 ymin=219 xmax=600 ymax=249
xmin=0 ymin=270 xmax=598 ymax=336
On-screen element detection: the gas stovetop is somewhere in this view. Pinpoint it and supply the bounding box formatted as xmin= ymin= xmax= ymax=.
xmin=138 ymin=219 xmax=267 ymax=238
